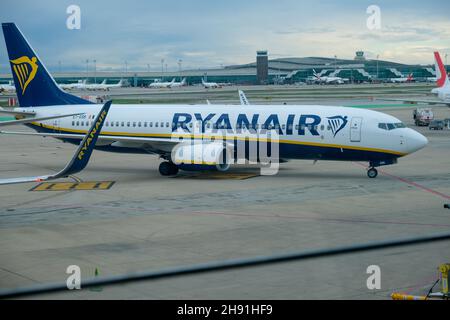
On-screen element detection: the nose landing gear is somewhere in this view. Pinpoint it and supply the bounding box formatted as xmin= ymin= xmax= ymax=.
xmin=367 ymin=167 xmax=378 ymax=178
xmin=366 ymin=158 xmax=397 ymax=178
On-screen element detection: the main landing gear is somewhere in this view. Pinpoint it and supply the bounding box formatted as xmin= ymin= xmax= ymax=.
xmin=159 ymin=161 xmax=179 ymax=176
xmin=367 ymin=167 xmax=378 ymax=179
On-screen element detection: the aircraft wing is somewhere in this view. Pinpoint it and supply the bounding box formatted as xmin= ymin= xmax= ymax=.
xmin=0 ymin=101 xmax=112 ymax=185
xmin=0 ymin=112 xmax=85 ymax=127
xmin=376 ymin=98 xmax=449 ymax=105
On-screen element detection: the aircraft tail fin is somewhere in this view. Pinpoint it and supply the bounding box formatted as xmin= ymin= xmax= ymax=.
xmin=2 ymin=23 xmax=92 ymax=107
xmin=434 ymin=51 xmax=449 ymax=88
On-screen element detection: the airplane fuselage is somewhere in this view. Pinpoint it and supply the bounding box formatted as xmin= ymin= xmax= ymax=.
xmin=21 ymin=104 xmax=427 ymax=163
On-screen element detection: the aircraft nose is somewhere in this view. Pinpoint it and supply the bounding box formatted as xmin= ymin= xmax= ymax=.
xmin=407 ymin=129 xmax=428 ymax=153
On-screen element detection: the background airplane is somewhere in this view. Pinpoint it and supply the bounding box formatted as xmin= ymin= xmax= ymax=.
xmin=313 ymin=69 xmax=347 ymax=84
xmin=202 ymin=78 xmax=220 ymax=88
xmin=170 ymin=78 xmax=187 ymax=88
xmin=149 ymin=78 xmax=175 ymax=88
xmin=0 ymin=80 xmax=16 ymax=93
xmin=379 ymin=52 xmax=450 ymax=106
xmin=59 ymin=79 xmax=87 ymax=90
xmin=389 ymin=73 xmax=414 ymax=83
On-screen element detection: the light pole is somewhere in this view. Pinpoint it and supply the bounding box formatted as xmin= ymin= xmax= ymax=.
xmin=58 ymin=60 xmax=61 ymax=75
xmin=93 ymin=59 xmax=97 ymax=84
xmin=334 ymin=55 xmax=337 ymax=71
xmin=85 ymin=59 xmax=89 ymax=80
xmin=178 ymin=59 xmax=182 ymax=80
xmin=161 ymin=59 xmax=164 ymax=80
xmin=376 ymin=54 xmax=379 ymax=80
xmin=147 ymin=64 xmax=150 ymax=73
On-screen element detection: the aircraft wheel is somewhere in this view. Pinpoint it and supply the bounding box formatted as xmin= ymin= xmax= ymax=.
xmin=367 ymin=167 xmax=378 ymax=179
xmin=169 ymin=162 xmax=179 ymax=175
xmin=159 ymin=162 xmax=178 ymax=176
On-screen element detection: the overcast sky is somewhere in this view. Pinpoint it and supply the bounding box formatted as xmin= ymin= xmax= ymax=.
xmin=1 ymin=0 xmax=449 ymax=73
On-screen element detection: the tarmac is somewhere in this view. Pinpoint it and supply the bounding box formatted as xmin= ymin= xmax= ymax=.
xmin=0 ymin=86 xmax=449 ymax=299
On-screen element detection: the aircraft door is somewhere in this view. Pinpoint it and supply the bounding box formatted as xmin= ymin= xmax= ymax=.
xmin=350 ymin=117 xmax=362 ymax=142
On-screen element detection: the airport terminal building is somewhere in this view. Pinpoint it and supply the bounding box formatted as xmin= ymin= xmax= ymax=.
xmin=0 ymin=51 xmax=446 ymax=87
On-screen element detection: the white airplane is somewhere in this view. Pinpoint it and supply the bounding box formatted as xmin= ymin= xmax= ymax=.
xmin=313 ymin=69 xmax=347 ymax=84
xmin=0 ymin=23 xmax=428 ymax=180
xmin=389 ymin=73 xmax=414 ymax=83
xmin=379 ymin=52 xmax=450 ymax=106
xmin=86 ymin=79 xmax=126 ymax=91
xmin=0 ymin=80 xmax=16 ymax=93
xmin=202 ymin=78 xmax=220 ymax=88
xmin=170 ymin=78 xmax=187 ymax=88
xmin=59 ymin=79 xmax=87 ymax=90
xmin=149 ymin=78 xmax=175 ymax=88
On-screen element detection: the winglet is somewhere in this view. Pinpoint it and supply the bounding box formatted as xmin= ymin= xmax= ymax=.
xmin=56 ymin=100 xmax=112 ymax=177
xmin=238 ymin=90 xmax=250 ymax=105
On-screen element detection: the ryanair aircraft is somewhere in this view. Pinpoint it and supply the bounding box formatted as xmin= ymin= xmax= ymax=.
xmin=0 ymin=23 xmax=428 ymax=179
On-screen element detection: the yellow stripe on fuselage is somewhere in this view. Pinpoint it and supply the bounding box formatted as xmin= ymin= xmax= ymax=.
xmin=30 ymin=122 xmax=407 ymax=157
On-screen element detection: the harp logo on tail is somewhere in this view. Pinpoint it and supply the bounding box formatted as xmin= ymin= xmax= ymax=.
xmin=10 ymin=56 xmax=38 ymax=94
xmin=327 ymin=116 xmax=348 ymax=137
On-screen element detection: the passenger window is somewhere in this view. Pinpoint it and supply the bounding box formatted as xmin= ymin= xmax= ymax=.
xmin=320 ymin=125 xmax=324 ymax=131
xmin=155 ymin=122 xmax=159 ymax=127
xmin=111 ymin=122 xmax=114 ymax=127
xmin=166 ymin=122 xmax=169 ymax=127
xmin=72 ymin=121 xmax=75 ymax=126
xmin=160 ymin=122 xmax=164 ymax=128
xmin=144 ymin=122 xmax=147 ymax=127
xmin=150 ymin=122 xmax=153 ymax=127
xmin=127 ymin=122 xmax=130 ymax=127
xmin=295 ymin=124 xmax=299 ymax=130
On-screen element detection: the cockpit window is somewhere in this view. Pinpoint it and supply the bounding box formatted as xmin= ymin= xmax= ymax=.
xmin=394 ymin=123 xmax=406 ymax=128
xmin=378 ymin=122 xmax=406 ymax=130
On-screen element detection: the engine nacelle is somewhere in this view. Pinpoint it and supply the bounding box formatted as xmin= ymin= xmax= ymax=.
xmin=172 ymin=142 xmax=231 ymax=172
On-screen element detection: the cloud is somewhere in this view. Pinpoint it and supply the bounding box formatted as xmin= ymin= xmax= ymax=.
xmin=1 ymin=0 xmax=449 ymax=72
